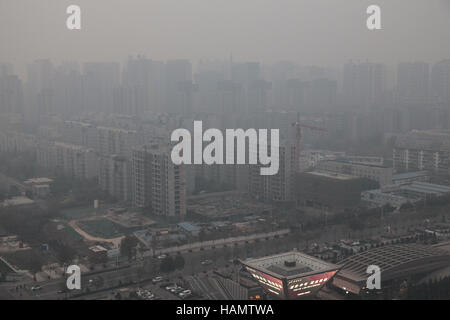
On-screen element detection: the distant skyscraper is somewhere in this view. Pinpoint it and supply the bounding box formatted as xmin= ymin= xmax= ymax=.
xmin=0 ymin=74 xmax=24 ymax=114
xmin=343 ymin=61 xmax=387 ymax=110
xmin=247 ymin=79 xmax=272 ymax=112
xmin=194 ymin=70 xmax=224 ymax=113
xmin=309 ymin=78 xmax=337 ymax=111
xmin=217 ymin=80 xmax=243 ymax=114
xmin=53 ymin=64 xmax=84 ymax=117
xmin=83 ymin=62 xmax=120 ymax=114
xmin=120 ymin=56 xmax=152 ymax=116
xmin=431 ymin=60 xmax=450 ymax=105
xmin=396 ymin=61 xmax=429 ymax=106
xmin=165 ymin=60 xmax=193 ymax=114
xmin=97 ymin=126 xmax=137 ymax=158
xmin=0 ymin=63 xmax=13 ymax=77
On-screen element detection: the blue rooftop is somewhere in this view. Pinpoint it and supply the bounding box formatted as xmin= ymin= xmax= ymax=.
xmin=399 ymin=182 xmax=450 ymax=195
xmin=392 ymin=171 xmax=428 ymax=180
xmin=177 ymin=222 xmax=201 ymax=233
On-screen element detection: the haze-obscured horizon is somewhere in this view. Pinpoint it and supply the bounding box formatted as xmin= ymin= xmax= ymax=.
xmin=2 ymin=0 xmax=450 ymax=76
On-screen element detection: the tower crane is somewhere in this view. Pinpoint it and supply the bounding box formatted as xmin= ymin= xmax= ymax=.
xmin=291 ymin=113 xmax=327 ymax=170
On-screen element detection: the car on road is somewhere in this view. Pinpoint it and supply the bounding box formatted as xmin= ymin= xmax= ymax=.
xmin=201 ymin=259 xmax=213 ymax=266
xmin=157 ymin=254 xmax=167 ymax=260
xmin=31 ymin=286 xmax=42 ymax=291
xmin=179 ymin=291 xmax=192 ymax=299
xmin=178 ymin=289 xmax=192 ymax=296
xmin=152 ymin=276 xmax=164 ymax=283
xmin=171 ymin=287 xmax=184 ymax=294
xmin=165 ymin=286 xmax=175 ymax=291
xmin=136 ymin=289 xmax=157 ymax=300
xmin=166 ymin=284 xmax=183 ymax=294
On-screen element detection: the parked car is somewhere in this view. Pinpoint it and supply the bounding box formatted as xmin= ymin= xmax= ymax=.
xmin=179 ymin=292 xmax=192 ymax=299
xmin=152 ymin=276 xmax=164 ymax=283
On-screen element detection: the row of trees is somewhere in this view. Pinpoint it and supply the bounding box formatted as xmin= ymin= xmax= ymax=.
xmin=0 ymin=203 xmax=60 ymax=244
xmin=160 ymin=255 xmax=185 ymax=273
xmin=0 ymin=151 xmax=38 ymax=180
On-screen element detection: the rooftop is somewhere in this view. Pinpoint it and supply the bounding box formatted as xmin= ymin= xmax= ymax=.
xmin=1 ymin=196 xmax=34 ymax=207
xmin=328 ymin=159 xmax=389 ymax=169
xmin=242 ymin=250 xmax=338 ymax=280
xmin=24 ymin=177 xmax=54 ymax=185
xmin=392 ymin=171 xmax=428 ymax=181
xmin=89 ymin=245 xmax=108 ymax=253
xmin=400 ymin=182 xmax=450 ymax=195
xmin=307 ymin=170 xmax=356 ymax=181
xmin=177 ymin=222 xmax=201 ymax=233
xmin=368 ymin=181 xmax=450 ymax=197
xmin=337 ymin=244 xmax=450 ymax=282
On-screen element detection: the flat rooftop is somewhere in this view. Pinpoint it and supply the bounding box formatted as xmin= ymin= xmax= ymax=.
xmin=400 ymin=182 xmax=450 ymax=194
xmin=392 ymin=171 xmax=428 ymax=181
xmin=1 ymin=196 xmax=34 ymax=207
xmin=337 ymin=244 xmax=450 ymax=282
xmin=24 ymin=177 xmax=54 ymax=185
xmin=243 ymin=251 xmax=338 ymax=280
xmin=307 ymin=170 xmax=356 ymax=181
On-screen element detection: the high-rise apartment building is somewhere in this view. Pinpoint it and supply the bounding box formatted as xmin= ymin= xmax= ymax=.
xmin=431 ymin=60 xmax=450 ymax=105
xmin=393 ymin=130 xmax=450 ymax=176
xmin=249 ymin=140 xmax=298 ymax=202
xmin=397 ymin=61 xmax=429 ymax=106
xmin=132 ymin=144 xmax=185 ymax=218
xmin=99 ymin=155 xmax=132 ymax=202
xmin=37 ymin=141 xmax=98 ymax=179
xmin=97 ymin=126 xmax=137 ymax=158
xmin=343 ymin=61 xmax=387 ymax=110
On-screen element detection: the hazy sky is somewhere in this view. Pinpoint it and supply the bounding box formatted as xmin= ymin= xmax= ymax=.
xmin=2 ymin=0 xmax=450 ymax=75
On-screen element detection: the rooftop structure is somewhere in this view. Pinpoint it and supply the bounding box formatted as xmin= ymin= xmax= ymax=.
xmin=177 ymin=222 xmax=201 ymax=234
xmin=392 ymin=171 xmax=428 ymax=185
xmin=333 ymin=244 xmax=450 ymax=295
xmin=1 ymin=196 xmax=34 ymax=207
xmin=241 ymin=250 xmax=339 ymax=299
xmin=187 ymin=192 xmax=272 ymax=221
xmin=317 ymin=159 xmax=393 ymax=186
xmin=89 ymin=245 xmax=108 ymax=253
xmin=306 ymin=170 xmax=356 ymax=180
xmin=393 ymin=130 xmax=450 ymax=175
xmin=23 ymin=177 xmax=54 ymax=185
xmin=362 ymin=181 xmax=450 ymax=207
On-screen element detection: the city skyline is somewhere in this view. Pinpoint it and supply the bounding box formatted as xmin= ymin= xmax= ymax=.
xmin=3 ymin=0 xmax=450 ymax=77
xmin=2 ymin=0 xmax=450 ymax=303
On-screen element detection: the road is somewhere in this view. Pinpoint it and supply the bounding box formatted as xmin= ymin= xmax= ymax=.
xmin=1 ymin=209 xmax=447 ymax=300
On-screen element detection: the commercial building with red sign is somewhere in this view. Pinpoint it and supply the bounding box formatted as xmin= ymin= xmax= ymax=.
xmin=241 ymin=250 xmax=339 ymax=299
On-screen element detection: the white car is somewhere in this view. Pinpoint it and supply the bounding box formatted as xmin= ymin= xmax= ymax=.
xmin=179 ymin=290 xmax=192 ymax=298
xmin=171 ymin=287 xmax=183 ymax=293
xmin=152 ymin=276 xmax=164 ymax=283
xmin=157 ymin=254 xmax=167 ymax=260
